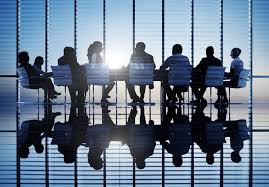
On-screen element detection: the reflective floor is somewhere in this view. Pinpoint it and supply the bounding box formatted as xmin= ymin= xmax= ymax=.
xmin=0 ymin=91 xmax=269 ymax=186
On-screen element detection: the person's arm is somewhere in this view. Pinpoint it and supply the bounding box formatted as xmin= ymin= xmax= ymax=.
xmin=160 ymin=56 xmax=171 ymax=70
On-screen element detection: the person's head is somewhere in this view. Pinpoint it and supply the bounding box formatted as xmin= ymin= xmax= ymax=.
xmin=34 ymin=143 xmax=44 ymax=154
xmin=34 ymin=56 xmax=44 ymax=66
xmin=135 ymin=42 xmax=146 ymax=53
xmin=230 ymin=48 xmax=241 ymax=59
xmin=88 ymin=153 xmax=103 ymax=170
xmin=63 ymin=150 xmax=76 ymax=164
xmin=206 ymin=46 xmax=214 ymax=57
xmin=18 ymin=51 xmax=29 ymax=64
xmin=206 ymin=153 xmax=214 ymax=165
xmin=172 ymin=155 xmax=183 ymax=167
xmin=18 ymin=146 xmax=29 ymax=158
xmin=93 ymin=41 xmax=103 ymax=53
xmin=136 ymin=158 xmax=146 ymax=169
xmin=172 ymin=44 xmax=183 ymax=55
xmin=64 ymin=47 xmax=76 ymax=56
xmin=231 ymin=151 xmax=241 ymax=163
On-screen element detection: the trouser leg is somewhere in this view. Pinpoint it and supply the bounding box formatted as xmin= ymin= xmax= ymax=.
xmin=140 ymin=86 xmax=146 ymax=100
xmin=192 ymin=87 xmax=201 ymax=100
xmin=103 ymin=82 xmax=115 ymax=98
xmin=127 ymin=84 xmax=139 ymax=100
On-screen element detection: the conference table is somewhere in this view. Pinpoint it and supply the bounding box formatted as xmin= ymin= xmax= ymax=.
xmin=109 ymin=68 xmax=169 ymax=82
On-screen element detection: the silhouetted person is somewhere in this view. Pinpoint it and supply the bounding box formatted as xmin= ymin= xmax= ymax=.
xmin=32 ymin=56 xmax=52 ymax=77
xmin=58 ymin=47 xmax=88 ymax=103
xmin=191 ymin=106 xmax=225 ymax=165
xmin=160 ymin=44 xmax=190 ymax=103
xmin=216 ymin=48 xmax=244 ymax=106
xmin=89 ymin=41 xmax=115 ymax=103
xmin=125 ymin=106 xmax=156 ymax=169
xmin=191 ymin=46 xmax=222 ymax=106
xmin=86 ymin=105 xmax=115 ymax=170
xmin=54 ymin=104 xmax=88 ymax=164
xmin=18 ymin=104 xmax=60 ymax=158
xmin=224 ymin=119 xmax=249 ymax=163
xmin=127 ymin=42 xmax=156 ymax=103
xmin=160 ymin=105 xmax=191 ymax=167
xmin=18 ymin=51 xmax=59 ymax=101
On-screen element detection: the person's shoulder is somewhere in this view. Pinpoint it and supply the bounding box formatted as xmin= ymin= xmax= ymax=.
xmin=144 ymin=52 xmax=153 ymax=58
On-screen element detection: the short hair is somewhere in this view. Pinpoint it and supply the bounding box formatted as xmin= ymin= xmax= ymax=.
xmin=136 ymin=42 xmax=146 ymax=51
xmin=93 ymin=41 xmax=102 ymax=48
xmin=136 ymin=159 xmax=146 ymax=169
xmin=34 ymin=56 xmax=44 ymax=64
xmin=232 ymin=48 xmax=241 ymax=57
xmin=18 ymin=51 xmax=29 ymax=63
xmin=172 ymin=155 xmax=183 ymax=167
xmin=206 ymin=46 xmax=214 ymax=56
xmin=206 ymin=153 xmax=214 ymax=165
xmin=172 ymin=44 xmax=182 ymax=55
xmin=231 ymin=151 xmax=241 ymax=163
xmin=64 ymin=47 xmax=75 ymax=56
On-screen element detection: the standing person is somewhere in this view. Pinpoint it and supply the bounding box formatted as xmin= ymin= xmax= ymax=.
xmin=18 ymin=51 xmax=59 ymax=101
xmin=191 ymin=46 xmax=222 ymax=105
xmin=58 ymin=47 xmax=88 ymax=103
xmin=90 ymin=41 xmax=115 ymax=103
xmin=127 ymin=42 xmax=156 ymax=103
xmin=160 ymin=44 xmax=190 ymax=103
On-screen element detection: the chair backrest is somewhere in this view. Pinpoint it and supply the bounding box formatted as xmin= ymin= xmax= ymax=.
xmin=17 ymin=67 xmax=30 ymax=87
xmin=129 ymin=63 xmax=155 ymax=85
xmin=205 ymin=66 xmax=226 ymax=87
xmin=85 ymin=63 xmax=110 ymax=85
xmin=168 ymin=64 xmax=192 ymax=86
xmin=237 ymin=69 xmax=250 ymax=88
xmin=51 ymin=65 xmax=72 ymax=86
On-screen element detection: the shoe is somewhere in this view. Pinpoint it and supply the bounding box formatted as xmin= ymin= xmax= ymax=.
xmin=214 ymin=98 xmax=221 ymax=105
xmin=101 ymin=98 xmax=110 ymax=103
xmin=191 ymin=100 xmax=200 ymax=106
xmin=52 ymin=112 xmax=61 ymax=118
xmin=201 ymin=98 xmax=207 ymax=106
xmin=139 ymin=98 xmax=145 ymax=103
xmin=53 ymin=91 xmax=61 ymax=96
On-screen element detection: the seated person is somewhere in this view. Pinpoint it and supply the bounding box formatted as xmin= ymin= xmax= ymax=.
xmin=160 ymin=44 xmax=190 ymax=103
xmin=215 ymin=48 xmax=244 ymax=105
xmin=58 ymin=47 xmax=88 ymax=103
xmin=127 ymin=42 xmax=156 ymax=103
xmin=89 ymin=41 xmax=115 ymax=103
xmin=18 ymin=51 xmax=59 ymax=101
xmin=33 ymin=56 xmax=53 ymax=77
xmin=191 ymin=46 xmax=222 ymax=105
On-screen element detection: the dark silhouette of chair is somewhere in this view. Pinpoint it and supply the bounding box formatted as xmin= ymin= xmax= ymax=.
xmin=226 ymin=69 xmax=250 ymax=104
xmin=51 ymin=65 xmax=72 ymax=86
xmin=205 ymin=66 xmax=226 ymax=102
xmin=17 ymin=67 xmax=44 ymax=102
xmin=168 ymin=64 xmax=192 ymax=101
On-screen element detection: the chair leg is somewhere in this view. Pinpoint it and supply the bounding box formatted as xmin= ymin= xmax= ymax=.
xmin=210 ymin=87 xmax=212 ymax=104
xmin=37 ymin=89 xmax=40 ymax=103
xmin=228 ymin=87 xmax=231 ymax=105
xmin=149 ymin=88 xmax=151 ymax=104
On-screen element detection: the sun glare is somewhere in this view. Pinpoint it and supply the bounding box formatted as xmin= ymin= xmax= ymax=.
xmin=105 ymin=50 xmax=129 ymax=69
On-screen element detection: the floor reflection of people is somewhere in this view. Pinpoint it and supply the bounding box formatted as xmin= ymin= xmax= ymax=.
xmin=86 ymin=105 xmax=115 ymax=170
xmin=18 ymin=104 xmax=60 ymax=158
xmin=160 ymin=105 xmax=191 ymax=167
xmin=53 ymin=104 xmax=88 ymax=163
xmin=191 ymin=106 xmax=225 ymax=165
xmin=125 ymin=106 xmax=156 ymax=169
xmin=224 ymin=119 xmax=249 ymax=163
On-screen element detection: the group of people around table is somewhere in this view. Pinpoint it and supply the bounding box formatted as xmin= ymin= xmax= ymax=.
xmin=18 ymin=41 xmax=244 ymax=106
